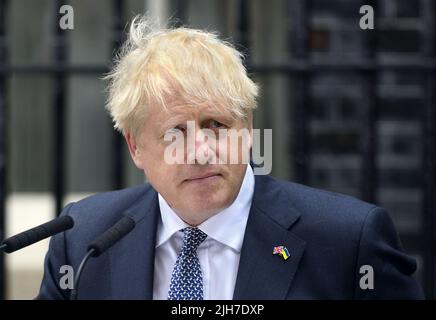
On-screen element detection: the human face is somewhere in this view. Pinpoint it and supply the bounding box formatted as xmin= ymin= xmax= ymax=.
xmin=125 ymin=98 xmax=252 ymax=226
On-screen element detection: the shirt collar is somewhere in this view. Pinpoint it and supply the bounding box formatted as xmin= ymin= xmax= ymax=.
xmin=156 ymin=164 xmax=255 ymax=253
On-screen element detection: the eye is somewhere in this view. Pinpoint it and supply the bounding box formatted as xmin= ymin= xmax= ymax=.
xmin=209 ymin=120 xmax=225 ymax=129
xmin=167 ymin=125 xmax=186 ymax=133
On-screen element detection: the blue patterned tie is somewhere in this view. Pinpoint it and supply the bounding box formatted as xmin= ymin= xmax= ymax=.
xmin=167 ymin=227 xmax=207 ymax=300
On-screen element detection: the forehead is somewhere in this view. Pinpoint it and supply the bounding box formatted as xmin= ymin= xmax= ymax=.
xmin=151 ymin=95 xmax=234 ymax=120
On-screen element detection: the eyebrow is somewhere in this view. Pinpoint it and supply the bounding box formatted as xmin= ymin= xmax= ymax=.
xmin=158 ymin=106 xmax=237 ymax=132
xmin=159 ymin=115 xmax=188 ymax=131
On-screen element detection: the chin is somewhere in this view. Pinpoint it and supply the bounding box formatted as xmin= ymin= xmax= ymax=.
xmin=187 ymin=193 xmax=231 ymax=216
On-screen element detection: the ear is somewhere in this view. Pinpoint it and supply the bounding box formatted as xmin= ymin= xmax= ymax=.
xmin=247 ymin=115 xmax=254 ymax=150
xmin=248 ymin=127 xmax=253 ymax=150
xmin=124 ymin=132 xmax=144 ymax=169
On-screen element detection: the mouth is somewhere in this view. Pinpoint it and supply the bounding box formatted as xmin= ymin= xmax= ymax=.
xmin=184 ymin=173 xmax=222 ymax=183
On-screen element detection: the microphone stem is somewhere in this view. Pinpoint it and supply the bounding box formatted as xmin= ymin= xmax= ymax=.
xmin=0 ymin=243 xmax=7 ymax=252
xmin=70 ymin=248 xmax=96 ymax=300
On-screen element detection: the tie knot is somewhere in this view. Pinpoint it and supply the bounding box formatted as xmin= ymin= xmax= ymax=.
xmin=182 ymin=227 xmax=207 ymax=253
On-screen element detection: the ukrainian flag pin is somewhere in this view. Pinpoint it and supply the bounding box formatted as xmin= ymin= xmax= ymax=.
xmin=273 ymin=245 xmax=290 ymax=260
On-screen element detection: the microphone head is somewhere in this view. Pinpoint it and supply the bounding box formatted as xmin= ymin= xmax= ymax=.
xmin=1 ymin=215 xmax=74 ymax=253
xmin=87 ymin=216 xmax=136 ymax=257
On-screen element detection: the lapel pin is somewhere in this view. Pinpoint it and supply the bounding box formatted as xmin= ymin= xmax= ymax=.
xmin=273 ymin=245 xmax=290 ymax=260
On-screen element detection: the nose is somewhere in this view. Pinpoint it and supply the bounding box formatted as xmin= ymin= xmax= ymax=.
xmin=187 ymin=125 xmax=217 ymax=165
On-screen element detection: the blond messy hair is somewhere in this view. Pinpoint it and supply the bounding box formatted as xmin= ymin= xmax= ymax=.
xmin=104 ymin=15 xmax=259 ymax=137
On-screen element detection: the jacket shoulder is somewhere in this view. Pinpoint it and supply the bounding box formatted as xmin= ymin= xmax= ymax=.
xmin=257 ymin=175 xmax=379 ymax=238
xmin=261 ymin=175 xmax=376 ymax=217
xmin=69 ymin=183 xmax=152 ymax=213
xmin=61 ymin=183 xmax=154 ymax=238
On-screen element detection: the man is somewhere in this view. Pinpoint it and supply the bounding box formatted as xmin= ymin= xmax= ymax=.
xmin=37 ymin=16 xmax=424 ymax=300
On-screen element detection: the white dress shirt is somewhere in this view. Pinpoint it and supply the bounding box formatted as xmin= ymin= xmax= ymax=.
xmin=152 ymin=164 xmax=255 ymax=300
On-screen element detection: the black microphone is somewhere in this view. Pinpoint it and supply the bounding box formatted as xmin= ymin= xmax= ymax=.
xmin=0 ymin=215 xmax=74 ymax=254
xmin=70 ymin=216 xmax=136 ymax=300
xmin=87 ymin=215 xmax=136 ymax=257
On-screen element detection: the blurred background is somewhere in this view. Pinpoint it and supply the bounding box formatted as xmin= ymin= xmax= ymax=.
xmin=0 ymin=0 xmax=435 ymax=299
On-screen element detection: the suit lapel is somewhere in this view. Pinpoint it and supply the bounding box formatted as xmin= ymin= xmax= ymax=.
xmin=109 ymin=185 xmax=160 ymax=299
xmin=233 ymin=175 xmax=306 ymax=299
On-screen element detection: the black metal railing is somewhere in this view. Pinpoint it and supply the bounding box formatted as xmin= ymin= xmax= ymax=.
xmin=52 ymin=0 xmax=68 ymax=216
xmin=0 ymin=0 xmax=9 ymax=301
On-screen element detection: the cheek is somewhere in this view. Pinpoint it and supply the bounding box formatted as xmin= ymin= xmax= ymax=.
xmin=137 ymin=142 xmax=167 ymax=174
xmin=145 ymin=152 xmax=179 ymax=179
xmin=215 ymin=136 xmax=250 ymax=164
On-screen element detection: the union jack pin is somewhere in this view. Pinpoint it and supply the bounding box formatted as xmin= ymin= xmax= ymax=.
xmin=273 ymin=245 xmax=290 ymax=260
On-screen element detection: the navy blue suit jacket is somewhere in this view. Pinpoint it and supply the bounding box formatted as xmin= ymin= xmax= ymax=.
xmin=37 ymin=174 xmax=424 ymax=299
